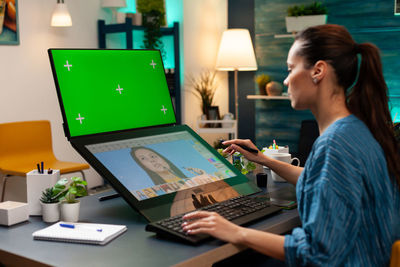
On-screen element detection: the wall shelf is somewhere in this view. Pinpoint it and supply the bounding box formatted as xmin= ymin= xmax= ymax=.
xmin=196 ymin=119 xmax=237 ymax=139
xmin=247 ymin=95 xmax=290 ymax=100
xmin=97 ymin=18 xmax=181 ymax=123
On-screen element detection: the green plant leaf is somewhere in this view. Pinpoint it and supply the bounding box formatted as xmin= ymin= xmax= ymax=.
xmin=75 ymin=186 xmax=87 ymax=197
xmin=55 ymin=178 xmax=68 ymax=187
xmin=69 ymin=187 xmax=77 ymax=195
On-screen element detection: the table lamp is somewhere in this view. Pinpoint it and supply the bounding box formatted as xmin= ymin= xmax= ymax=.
xmin=102 ymin=0 xmax=127 ymax=23
xmin=216 ymin=29 xmax=258 ymax=122
xmin=51 ymin=0 xmax=72 ymax=27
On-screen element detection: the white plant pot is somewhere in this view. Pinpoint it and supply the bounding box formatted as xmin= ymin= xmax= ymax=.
xmin=285 ymin=14 xmax=327 ymax=33
xmin=60 ymin=201 xmax=80 ymax=222
xmin=41 ymin=202 xmax=60 ymax=223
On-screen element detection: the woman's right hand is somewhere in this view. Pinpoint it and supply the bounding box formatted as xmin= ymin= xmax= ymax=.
xmin=222 ymin=139 xmax=265 ymax=163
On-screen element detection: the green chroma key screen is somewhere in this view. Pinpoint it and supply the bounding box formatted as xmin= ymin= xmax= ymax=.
xmin=49 ymin=49 xmax=176 ymax=137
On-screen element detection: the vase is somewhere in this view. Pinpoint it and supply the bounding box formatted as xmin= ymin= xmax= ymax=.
xmin=60 ymin=201 xmax=80 ymax=222
xmin=41 ymin=202 xmax=60 ymax=223
xmin=266 ymin=81 xmax=283 ymax=96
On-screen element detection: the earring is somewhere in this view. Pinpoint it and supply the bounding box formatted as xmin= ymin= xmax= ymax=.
xmin=313 ymin=78 xmax=318 ymax=84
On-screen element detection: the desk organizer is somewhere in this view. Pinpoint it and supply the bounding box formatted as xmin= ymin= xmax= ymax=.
xmin=26 ymin=169 xmax=60 ymax=216
xmin=0 ymin=201 xmax=29 ymax=226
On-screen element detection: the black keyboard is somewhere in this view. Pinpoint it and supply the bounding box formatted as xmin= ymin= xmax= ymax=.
xmin=145 ymin=195 xmax=282 ymax=244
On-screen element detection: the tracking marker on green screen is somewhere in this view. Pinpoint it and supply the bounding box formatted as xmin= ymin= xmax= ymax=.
xmin=50 ymin=49 xmax=176 ymax=137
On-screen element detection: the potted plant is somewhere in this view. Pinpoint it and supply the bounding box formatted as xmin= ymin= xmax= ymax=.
xmin=255 ymin=74 xmax=271 ymax=95
xmin=285 ymin=2 xmax=328 ymax=33
xmin=188 ymin=70 xmax=218 ymax=115
xmin=188 ymin=70 xmax=219 ymax=127
xmin=55 ymin=177 xmax=88 ymax=222
xmin=40 ymin=187 xmax=60 ymax=223
xmin=136 ymin=0 xmax=166 ymax=59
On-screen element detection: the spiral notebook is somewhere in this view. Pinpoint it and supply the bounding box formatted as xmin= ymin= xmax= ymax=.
xmin=32 ymin=221 xmax=127 ymax=245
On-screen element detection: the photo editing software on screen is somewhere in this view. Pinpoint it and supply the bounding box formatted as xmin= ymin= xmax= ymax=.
xmin=50 ymin=49 xmax=176 ymax=137
xmin=86 ymin=131 xmax=237 ymax=201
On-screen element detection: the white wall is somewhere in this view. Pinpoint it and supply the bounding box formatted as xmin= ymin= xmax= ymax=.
xmin=0 ymin=0 xmax=108 ymax=188
xmin=182 ymin=0 xmax=229 ymax=145
xmin=0 ymin=0 xmax=229 ymax=189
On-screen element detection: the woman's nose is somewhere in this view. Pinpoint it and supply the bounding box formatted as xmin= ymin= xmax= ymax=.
xmin=283 ymin=77 xmax=288 ymax=87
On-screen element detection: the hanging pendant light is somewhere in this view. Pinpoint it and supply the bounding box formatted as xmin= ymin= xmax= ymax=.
xmin=51 ymin=0 xmax=72 ymax=27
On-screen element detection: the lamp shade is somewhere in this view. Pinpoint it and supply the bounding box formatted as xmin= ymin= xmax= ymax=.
xmin=51 ymin=2 xmax=72 ymax=27
xmin=101 ymin=0 xmax=127 ymax=8
xmin=216 ymin=29 xmax=258 ymax=71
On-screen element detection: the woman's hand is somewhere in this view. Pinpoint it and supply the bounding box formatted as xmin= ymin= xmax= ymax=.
xmin=182 ymin=211 xmax=244 ymax=244
xmin=222 ymin=139 xmax=263 ymax=163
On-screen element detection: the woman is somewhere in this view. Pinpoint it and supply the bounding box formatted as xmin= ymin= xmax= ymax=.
xmin=182 ymin=24 xmax=400 ymax=266
xmin=130 ymin=146 xmax=187 ymax=185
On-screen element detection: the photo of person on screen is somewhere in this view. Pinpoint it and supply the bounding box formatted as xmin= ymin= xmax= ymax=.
xmin=130 ymin=146 xmax=187 ymax=185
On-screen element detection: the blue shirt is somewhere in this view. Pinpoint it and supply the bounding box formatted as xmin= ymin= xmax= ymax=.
xmin=284 ymin=115 xmax=400 ymax=266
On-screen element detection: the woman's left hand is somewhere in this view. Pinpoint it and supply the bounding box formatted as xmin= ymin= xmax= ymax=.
xmin=182 ymin=211 xmax=244 ymax=244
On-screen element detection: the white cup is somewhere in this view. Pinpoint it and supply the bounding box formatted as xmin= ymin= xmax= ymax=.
xmin=263 ymin=145 xmax=289 ymax=156
xmin=270 ymin=153 xmax=300 ymax=182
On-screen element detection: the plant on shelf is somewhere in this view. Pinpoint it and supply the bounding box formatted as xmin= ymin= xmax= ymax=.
xmin=255 ymin=74 xmax=271 ymax=95
xmin=287 ymin=2 xmax=328 ymax=17
xmin=136 ymin=0 xmax=166 ymax=59
xmin=285 ymin=2 xmax=328 ymax=33
xmin=187 ymin=70 xmax=218 ymax=115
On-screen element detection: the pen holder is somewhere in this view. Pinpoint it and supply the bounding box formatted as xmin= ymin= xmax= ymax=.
xmin=26 ymin=169 xmax=60 ymax=216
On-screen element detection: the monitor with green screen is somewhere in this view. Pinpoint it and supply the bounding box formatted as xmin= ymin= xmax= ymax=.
xmin=48 ymin=49 xmax=176 ymax=138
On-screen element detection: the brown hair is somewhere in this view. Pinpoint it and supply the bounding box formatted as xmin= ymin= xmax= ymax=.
xmin=295 ymin=24 xmax=400 ymax=188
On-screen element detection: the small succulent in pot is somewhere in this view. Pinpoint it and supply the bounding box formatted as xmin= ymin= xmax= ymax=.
xmin=40 ymin=187 xmax=59 ymax=204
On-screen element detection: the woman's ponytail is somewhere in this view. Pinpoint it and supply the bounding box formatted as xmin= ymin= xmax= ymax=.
xmin=347 ymin=43 xmax=400 ymax=187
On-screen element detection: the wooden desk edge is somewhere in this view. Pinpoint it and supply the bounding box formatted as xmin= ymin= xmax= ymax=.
xmin=173 ymin=213 xmax=301 ymax=267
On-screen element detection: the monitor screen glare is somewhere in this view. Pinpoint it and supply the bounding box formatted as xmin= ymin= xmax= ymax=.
xmin=50 ymin=49 xmax=176 ymax=137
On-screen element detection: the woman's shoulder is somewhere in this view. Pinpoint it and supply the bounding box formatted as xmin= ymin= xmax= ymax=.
xmin=310 ymin=115 xmax=384 ymax=167
xmin=317 ymin=115 xmax=375 ymax=148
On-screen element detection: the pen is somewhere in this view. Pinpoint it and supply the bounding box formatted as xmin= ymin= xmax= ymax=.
xmin=220 ymin=139 xmax=259 ymax=154
xmin=59 ymin=223 xmax=103 ymax=232
xmin=41 ymin=161 xmax=44 ymax=174
xmin=37 ymin=163 xmax=41 ymax=173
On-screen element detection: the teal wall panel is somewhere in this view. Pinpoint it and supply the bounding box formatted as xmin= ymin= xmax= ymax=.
xmin=254 ymin=0 xmax=400 ymax=152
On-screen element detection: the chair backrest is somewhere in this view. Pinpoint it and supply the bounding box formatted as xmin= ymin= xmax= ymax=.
xmin=0 ymin=120 xmax=55 ymax=162
xmin=390 ymin=240 xmax=400 ymax=267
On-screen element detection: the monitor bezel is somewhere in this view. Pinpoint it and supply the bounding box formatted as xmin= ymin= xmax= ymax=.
xmin=48 ymin=48 xmax=177 ymax=140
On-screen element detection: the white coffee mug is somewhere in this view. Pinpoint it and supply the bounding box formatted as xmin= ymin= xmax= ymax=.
xmin=262 ymin=145 xmax=289 ymax=156
xmin=270 ymin=153 xmax=300 ymax=182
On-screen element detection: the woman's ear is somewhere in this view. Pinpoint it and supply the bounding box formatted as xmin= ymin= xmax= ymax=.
xmin=311 ymin=60 xmax=327 ymax=84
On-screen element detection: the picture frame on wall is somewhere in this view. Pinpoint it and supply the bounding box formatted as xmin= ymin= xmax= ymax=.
xmin=396 ymin=0 xmax=400 ymax=15
xmin=0 ymin=0 xmax=19 ymax=45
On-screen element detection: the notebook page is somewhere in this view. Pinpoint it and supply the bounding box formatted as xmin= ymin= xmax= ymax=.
xmin=32 ymin=221 xmax=127 ymax=245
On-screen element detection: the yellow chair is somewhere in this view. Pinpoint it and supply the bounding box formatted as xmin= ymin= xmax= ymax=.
xmin=391 ymin=240 xmax=400 ymax=267
xmin=0 ymin=120 xmax=90 ymax=201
